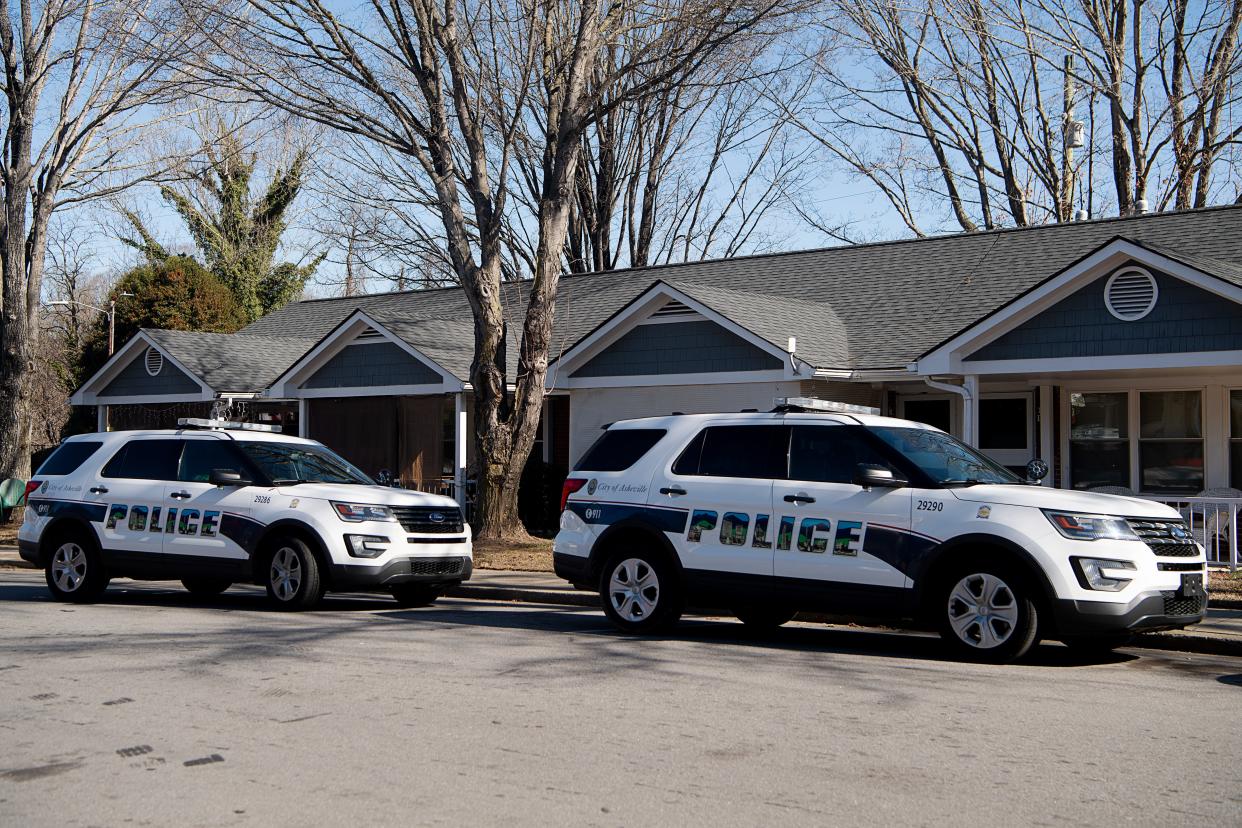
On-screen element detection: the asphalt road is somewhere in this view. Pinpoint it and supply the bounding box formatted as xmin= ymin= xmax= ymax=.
xmin=1 ymin=569 xmax=1239 ymax=827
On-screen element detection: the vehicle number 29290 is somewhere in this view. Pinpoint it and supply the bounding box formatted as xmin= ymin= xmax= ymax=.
xmin=917 ymin=500 xmax=944 ymax=512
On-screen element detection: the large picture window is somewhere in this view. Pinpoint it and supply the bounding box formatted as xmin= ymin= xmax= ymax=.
xmin=1138 ymin=391 xmax=1203 ymax=495
xmin=1069 ymin=392 xmax=1129 ymax=490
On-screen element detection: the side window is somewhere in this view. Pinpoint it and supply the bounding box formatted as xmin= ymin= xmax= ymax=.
xmin=575 ymin=429 xmax=667 ymax=472
xmin=178 ymin=440 xmax=248 ymax=483
xmin=101 ymin=439 xmax=184 ymax=481
xmin=673 ymin=425 xmax=788 ymax=479
xmin=788 ymin=425 xmax=893 ymax=484
xmin=35 ymin=441 xmax=103 ymax=476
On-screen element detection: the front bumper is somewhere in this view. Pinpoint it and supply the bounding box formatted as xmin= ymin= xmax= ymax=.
xmin=330 ymin=556 xmax=473 ymax=589
xmin=1052 ymin=588 xmax=1207 ymax=635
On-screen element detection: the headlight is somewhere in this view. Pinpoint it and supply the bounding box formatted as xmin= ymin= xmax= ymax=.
xmin=1043 ymin=510 xmax=1138 ymax=541
xmin=332 ymin=502 xmax=396 ymax=522
xmin=1072 ymin=557 xmax=1137 ymax=591
xmin=345 ymin=534 xmax=391 ymax=558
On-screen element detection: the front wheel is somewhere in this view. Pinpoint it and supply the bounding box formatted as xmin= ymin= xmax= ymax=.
xmin=599 ymin=551 xmax=682 ymax=634
xmin=937 ymin=564 xmax=1038 ymax=663
xmin=45 ymin=533 xmax=109 ymax=603
xmin=390 ymin=584 xmax=442 ymax=608
xmin=264 ymin=537 xmax=324 ymax=611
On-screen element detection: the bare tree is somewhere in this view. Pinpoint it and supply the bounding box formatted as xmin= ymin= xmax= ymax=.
xmin=0 ymin=0 xmax=201 ymax=478
xmin=193 ymin=0 xmax=803 ymax=539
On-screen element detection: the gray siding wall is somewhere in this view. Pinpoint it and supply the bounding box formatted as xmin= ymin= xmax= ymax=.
xmin=968 ymin=269 xmax=1242 ymax=362
xmin=302 ymin=341 xmax=441 ymax=389
xmin=100 ymin=348 xmax=201 ymax=397
xmin=572 ymin=320 xmax=782 ymax=378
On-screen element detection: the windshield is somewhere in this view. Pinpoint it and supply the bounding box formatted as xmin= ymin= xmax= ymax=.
xmin=238 ymin=442 xmax=375 ymax=486
xmin=867 ymin=427 xmax=1021 ymax=486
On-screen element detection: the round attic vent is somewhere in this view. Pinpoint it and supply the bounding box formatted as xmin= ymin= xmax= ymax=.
xmin=144 ymin=347 xmax=164 ymax=376
xmin=1104 ymin=267 xmax=1158 ymax=321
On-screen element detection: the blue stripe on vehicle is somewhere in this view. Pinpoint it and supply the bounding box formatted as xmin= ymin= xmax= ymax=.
xmin=567 ymin=501 xmax=688 ymax=534
xmin=28 ymin=499 xmax=107 ymax=523
xmin=862 ymin=525 xmax=939 ymax=578
xmin=219 ymin=513 xmax=266 ymax=553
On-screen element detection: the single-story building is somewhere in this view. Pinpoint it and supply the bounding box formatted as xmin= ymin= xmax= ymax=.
xmin=74 ymin=205 xmax=1242 ymax=528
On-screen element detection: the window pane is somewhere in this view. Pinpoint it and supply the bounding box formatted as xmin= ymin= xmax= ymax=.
xmin=1070 ymin=392 xmax=1128 ymax=439
xmin=901 ymin=399 xmax=952 ymax=433
xmin=1232 ymin=442 xmax=1242 ymax=489
xmin=1069 ymin=441 xmax=1129 ymax=490
xmin=574 ymin=429 xmax=666 ymax=472
xmin=36 ymin=442 xmax=102 ymax=476
xmin=102 ymin=440 xmax=183 ymax=481
xmin=1140 ymin=391 xmax=1201 ymax=438
xmin=789 ymin=426 xmax=893 ymax=484
xmin=178 ymin=441 xmax=247 ymax=483
xmin=692 ymin=425 xmax=787 ymax=479
xmin=1231 ymin=391 xmax=1242 ymax=438
xmin=1140 ymin=442 xmax=1204 ymax=494
xmin=979 ymin=398 xmax=1028 ymax=450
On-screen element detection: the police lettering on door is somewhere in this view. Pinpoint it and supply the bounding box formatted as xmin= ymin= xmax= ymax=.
xmin=687 ymin=509 xmax=865 ymax=556
xmin=105 ymin=503 xmax=222 ymax=537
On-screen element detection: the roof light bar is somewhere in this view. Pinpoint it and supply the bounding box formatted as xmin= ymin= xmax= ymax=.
xmin=177 ymin=417 xmax=281 ymax=433
xmin=773 ymin=397 xmax=880 ymax=415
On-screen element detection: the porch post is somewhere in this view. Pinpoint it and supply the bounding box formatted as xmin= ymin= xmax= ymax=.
xmin=1038 ymin=385 xmax=1054 ymax=487
xmin=453 ymin=392 xmax=467 ymax=509
xmin=963 ymin=375 xmax=980 ymax=447
xmin=96 ymin=405 xmax=107 ymax=433
xmin=298 ymin=399 xmax=308 ymax=438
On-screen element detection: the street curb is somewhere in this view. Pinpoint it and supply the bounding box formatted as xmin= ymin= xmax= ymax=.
xmin=0 ymin=560 xmax=35 ymax=570
xmin=446 ymin=583 xmax=1242 ymax=658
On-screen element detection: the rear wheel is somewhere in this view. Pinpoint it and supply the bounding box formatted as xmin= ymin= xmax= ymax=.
xmin=264 ymin=536 xmax=324 ymax=611
xmin=937 ymin=562 xmax=1039 ymax=663
xmin=45 ymin=531 xmax=109 ymax=603
xmin=390 ymin=584 xmax=442 ymax=608
xmin=733 ymin=606 xmax=797 ymax=630
xmin=599 ymin=549 xmax=682 ymax=634
xmin=181 ymin=578 xmax=231 ymax=597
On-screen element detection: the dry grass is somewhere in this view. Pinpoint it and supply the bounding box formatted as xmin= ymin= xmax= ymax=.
xmin=1209 ymin=570 xmax=1242 ymax=602
xmin=0 ymin=508 xmax=20 ymax=545
xmin=472 ymin=537 xmax=554 ymax=572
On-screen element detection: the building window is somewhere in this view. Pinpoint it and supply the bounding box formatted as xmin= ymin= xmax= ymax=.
xmin=1230 ymin=391 xmax=1242 ymax=488
xmin=1069 ymin=392 xmax=1129 ymax=490
xmin=901 ymin=398 xmax=952 ymax=433
xmin=1138 ymin=391 xmax=1202 ymax=495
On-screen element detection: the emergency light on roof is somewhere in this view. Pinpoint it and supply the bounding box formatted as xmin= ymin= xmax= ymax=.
xmin=177 ymin=418 xmax=281 ymax=433
xmin=773 ymin=397 xmax=880 ymax=416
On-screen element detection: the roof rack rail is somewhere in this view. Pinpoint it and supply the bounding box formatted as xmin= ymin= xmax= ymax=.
xmin=177 ymin=417 xmax=281 ymax=433
xmin=771 ymin=397 xmax=880 ymax=415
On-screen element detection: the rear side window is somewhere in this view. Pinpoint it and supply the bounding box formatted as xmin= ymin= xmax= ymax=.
xmin=101 ymin=439 xmax=184 ymax=481
xmin=35 ymin=441 xmax=103 ymax=476
xmin=673 ymin=425 xmax=788 ymax=479
xmin=575 ymin=429 xmax=667 ymax=472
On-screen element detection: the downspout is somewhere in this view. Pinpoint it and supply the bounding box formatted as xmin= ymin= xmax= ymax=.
xmin=922 ymin=376 xmax=980 ymax=446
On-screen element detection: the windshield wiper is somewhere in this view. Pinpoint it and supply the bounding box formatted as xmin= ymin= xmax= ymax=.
xmin=941 ymin=478 xmax=982 ymax=487
xmin=271 ymin=478 xmax=311 ymax=485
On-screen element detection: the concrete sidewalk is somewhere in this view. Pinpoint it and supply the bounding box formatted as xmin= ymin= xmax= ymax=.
xmin=3 ymin=544 xmax=1238 ymax=656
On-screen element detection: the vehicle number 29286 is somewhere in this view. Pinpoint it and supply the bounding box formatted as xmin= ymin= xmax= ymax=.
xmin=916 ymin=500 xmax=944 ymax=512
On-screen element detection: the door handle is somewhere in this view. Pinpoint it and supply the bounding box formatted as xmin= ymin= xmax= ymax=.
xmin=170 ymin=491 xmax=191 ymax=500
xmin=659 ymin=486 xmax=687 ymax=496
xmin=783 ymin=493 xmax=816 ymax=504
xmin=89 ymin=486 xmax=109 ymax=495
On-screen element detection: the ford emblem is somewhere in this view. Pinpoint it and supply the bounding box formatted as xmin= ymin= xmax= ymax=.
xmin=429 ymin=512 xmax=445 ymax=523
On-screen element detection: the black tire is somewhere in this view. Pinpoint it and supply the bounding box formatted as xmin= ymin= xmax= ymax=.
xmin=181 ymin=577 xmax=231 ymax=597
xmin=935 ymin=559 xmax=1039 ymax=664
xmin=734 ymin=606 xmax=797 ymax=630
xmin=598 ymin=547 xmax=682 ymax=634
xmin=44 ymin=528 xmax=109 ymax=603
xmin=390 ymin=584 xmax=442 ymax=608
xmin=1062 ymin=634 xmax=1132 ymax=655
xmin=263 ymin=535 xmax=325 ymax=611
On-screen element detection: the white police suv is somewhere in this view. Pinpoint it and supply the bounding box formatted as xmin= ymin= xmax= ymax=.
xmin=18 ymin=419 xmax=471 ymax=610
xmin=554 ymin=399 xmax=1207 ymax=662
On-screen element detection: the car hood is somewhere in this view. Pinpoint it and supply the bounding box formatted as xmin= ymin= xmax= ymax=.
xmin=271 ymin=483 xmax=459 ymax=510
xmin=948 ymin=484 xmax=1179 ymax=518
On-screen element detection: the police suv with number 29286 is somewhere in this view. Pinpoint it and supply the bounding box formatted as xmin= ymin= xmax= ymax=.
xmin=553 ymin=399 xmax=1207 ymax=663
xmin=18 ymin=419 xmax=471 ymax=610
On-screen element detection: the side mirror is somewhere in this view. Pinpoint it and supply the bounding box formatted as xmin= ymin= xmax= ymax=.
xmin=854 ymin=464 xmax=907 ymax=490
xmin=209 ymin=468 xmax=250 ymax=487
xmin=1025 ymin=459 xmax=1049 ymax=484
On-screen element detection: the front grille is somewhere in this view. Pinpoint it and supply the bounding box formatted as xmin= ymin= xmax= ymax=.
xmin=1162 ymin=592 xmax=1206 ymax=617
xmin=407 ymin=557 xmax=465 ymax=577
xmin=1147 ymin=543 xmax=1199 ymax=557
xmin=391 ymin=506 xmax=464 ymax=534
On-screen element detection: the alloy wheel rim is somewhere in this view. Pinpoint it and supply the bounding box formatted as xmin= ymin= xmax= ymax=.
xmin=946 ymin=572 xmax=1019 ymax=649
xmin=51 ymin=543 xmax=87 ymax=592
xmin=270 ymin=547 xmax=302 ymax=601
xmin=609 ymin=558 xmax=659 ymax=621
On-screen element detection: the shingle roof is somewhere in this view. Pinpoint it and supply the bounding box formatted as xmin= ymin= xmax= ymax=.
xmin=210 ymin=204 xmax=1242 ymax=383
xmin=143 ymin=329 xmax=316 ymax=392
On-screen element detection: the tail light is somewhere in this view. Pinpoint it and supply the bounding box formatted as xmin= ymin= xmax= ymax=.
xmin=560 ymin=478 xmax=588 ymax=512
xmin=22 ymin=480 xmax=42 ymax=505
